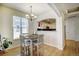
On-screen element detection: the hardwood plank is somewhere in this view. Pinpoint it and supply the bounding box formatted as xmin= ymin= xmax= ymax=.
xmin=1 ymin=40 xmax=79 ymax=56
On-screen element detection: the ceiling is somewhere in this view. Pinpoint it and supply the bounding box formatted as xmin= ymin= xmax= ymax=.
xmin=55 ymin=3 xmax=79 ymax=15
xmin=1 ymin=3 xmax=53 ymax=16
xmin=1 ymin=3 xmax=79 ymax=17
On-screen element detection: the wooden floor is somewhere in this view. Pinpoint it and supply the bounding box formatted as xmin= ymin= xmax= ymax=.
xmin=1 ymin=46 xmax=20 ymax=56
xmin=1 ymin=40 xmax=79 ymax=56
xmin=44 ymin=40 xmax=79 ymax=56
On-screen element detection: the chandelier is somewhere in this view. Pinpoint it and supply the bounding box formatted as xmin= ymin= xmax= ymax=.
xmin=25 ymin=6 xmax=37 ymax=21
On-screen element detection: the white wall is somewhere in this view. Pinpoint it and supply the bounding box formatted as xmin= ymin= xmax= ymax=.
xmin=66 ymin=16 xmax=79 ymax=41
xmin=34 ymin=11 xmax=57 ymax=48
xmin=37 ymin=31 xmax=57 ymax=47
xmin=0 ymin=5 xmax=26 ymax=49
xmin=57 ymin=17 xmax=64 ymax=50
xmin=33 ymin=10 xmax=64 ymax=50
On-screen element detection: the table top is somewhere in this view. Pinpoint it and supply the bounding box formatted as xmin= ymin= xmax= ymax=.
xmin=21 ymin=34 xmax=43 ymax=39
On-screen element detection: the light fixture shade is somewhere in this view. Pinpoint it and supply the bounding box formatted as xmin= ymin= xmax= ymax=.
xmin=26 ymin=14 xmax=37 ymax=20
xmin=31 ymin=13 xmax=34 ymax=16
xmin=26 ymin=14 xmax=29 ymax=17
xmin=25 ymin=6 xmax=37 ymax=21
xmin=34 ymin=15 xmax=37 ymax=18
xmin=25 ymin=14 xmax=29 ymax=18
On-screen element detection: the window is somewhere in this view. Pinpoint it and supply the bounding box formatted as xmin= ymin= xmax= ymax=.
xmin=13 ymin=16 xmax=28 ymax=40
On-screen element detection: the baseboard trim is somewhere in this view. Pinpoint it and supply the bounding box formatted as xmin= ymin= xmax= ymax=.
xmin=44 ymin=42 xmax=60 ymax=50
xmin=66 ymin=39 xmax=79 ymax=42
xmin=44 ymin=42 xmax=64 ymax=50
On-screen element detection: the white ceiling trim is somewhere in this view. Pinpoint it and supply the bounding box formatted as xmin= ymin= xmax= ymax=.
xmin=48 ymin=3 xmax=62 ymax=17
